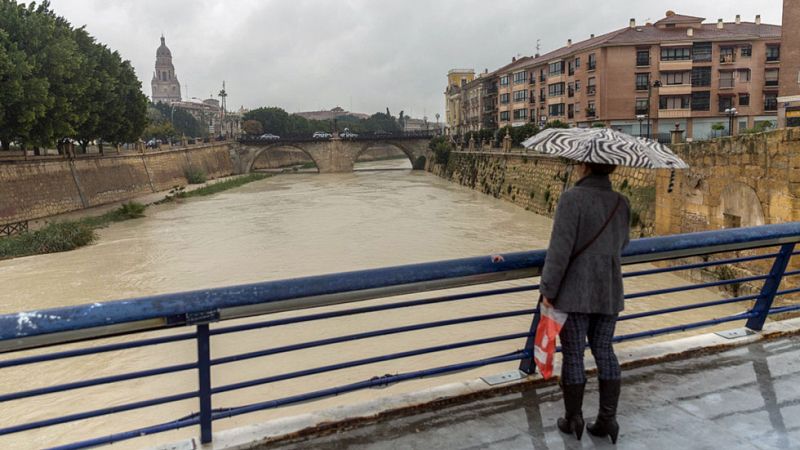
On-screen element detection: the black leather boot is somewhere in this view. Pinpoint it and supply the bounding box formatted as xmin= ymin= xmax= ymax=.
xmin=588 ymin=379 xmax=621 ymax=444
xmin=557 ymin=382 xmax=586 ymax=440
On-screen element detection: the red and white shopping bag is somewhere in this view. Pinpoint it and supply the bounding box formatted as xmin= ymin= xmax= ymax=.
xmin=533 ymin=303 xmax=568 ymax=379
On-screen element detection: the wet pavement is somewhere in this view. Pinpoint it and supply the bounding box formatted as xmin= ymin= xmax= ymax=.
xmin=265 ymin=337 xmax=800 ymax=449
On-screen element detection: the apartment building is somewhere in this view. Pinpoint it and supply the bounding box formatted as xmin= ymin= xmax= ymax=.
xmin=450 ymin=11 xmax=782 ymax=141
xmin=779 ymin=0 xmax=800 ymax=127
xmin=445 ymin=69 xmax=475 ymax=135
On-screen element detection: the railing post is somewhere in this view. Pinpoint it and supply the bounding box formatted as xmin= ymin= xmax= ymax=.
xmin=197 ymin=324 xmax=212 ymax=443
xmin=518 ymin=310 xmax=540 ymax=375
xmin=746 ymin=243 xmax=796 ymax=331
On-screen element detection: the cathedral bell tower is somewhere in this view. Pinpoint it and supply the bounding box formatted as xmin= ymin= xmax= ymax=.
xmin=151 ymin=35 xmax=182 ymax=103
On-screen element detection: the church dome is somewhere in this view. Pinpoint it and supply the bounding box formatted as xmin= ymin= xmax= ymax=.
xmin=156 ymin=36 xmax=172 ymax=58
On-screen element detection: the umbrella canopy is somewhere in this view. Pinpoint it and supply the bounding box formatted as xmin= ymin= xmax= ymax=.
xmin=521 ymin=127 xmax=689 ymax=169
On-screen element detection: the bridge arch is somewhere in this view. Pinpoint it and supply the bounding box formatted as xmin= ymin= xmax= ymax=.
xmin=248 ymin=144 xmax=320 ymax=173
xmin=355 ymin=141 xmax=424 ymax=169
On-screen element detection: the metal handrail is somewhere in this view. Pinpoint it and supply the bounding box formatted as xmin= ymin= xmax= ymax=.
xmin=2 ymin=223 xmax=800 ymax=448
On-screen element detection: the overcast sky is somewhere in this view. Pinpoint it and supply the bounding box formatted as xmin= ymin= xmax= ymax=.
xmin=49 ymin=0 xmax=783 ymax=119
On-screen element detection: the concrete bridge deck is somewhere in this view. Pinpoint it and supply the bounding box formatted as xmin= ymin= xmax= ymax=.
xmin=265 ymin=335 xmax=800 ymax=449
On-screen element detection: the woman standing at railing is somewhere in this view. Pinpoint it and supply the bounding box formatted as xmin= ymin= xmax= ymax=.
xmin=540 ymin=162 xmax=630 ymax=444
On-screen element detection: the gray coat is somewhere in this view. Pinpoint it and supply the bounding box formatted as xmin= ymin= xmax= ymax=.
xmin=540 ymin=174 xmax=630 ymax=315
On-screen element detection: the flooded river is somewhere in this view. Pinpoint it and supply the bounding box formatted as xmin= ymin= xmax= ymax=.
xmin=0 ymin=159 xmax=743 ymax=449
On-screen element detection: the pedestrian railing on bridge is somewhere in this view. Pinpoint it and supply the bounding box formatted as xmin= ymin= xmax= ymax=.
xmin=238 ymin=131 xmax=437 ymax=144
xmin=2 ymin=224 xmax=800 ymax=449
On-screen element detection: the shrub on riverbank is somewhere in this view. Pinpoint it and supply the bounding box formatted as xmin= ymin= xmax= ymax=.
xmin=158 ymin=174 xmax=270 ymax=203
xmin=184 ymin=168 xmax=207 ymax=184
xmin=0 ymin=202 xmax=148 ymax=260
xmin=0 ymin=222 xmax=95 ymax=259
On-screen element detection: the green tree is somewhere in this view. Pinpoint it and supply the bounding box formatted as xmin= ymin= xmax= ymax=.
xmin=153 ymin=102 xmax=202 ymax=138
xmin=242 ymin=119 xmax=263 ymax=135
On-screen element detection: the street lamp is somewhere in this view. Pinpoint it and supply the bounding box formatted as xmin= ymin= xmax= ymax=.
xmin=645 ymin=80 xmax=662 ymax=138
xmin=636 ymin=114 xmax=646 ymax=138
xmin=725 ymin=107 xmax=738 ymax=136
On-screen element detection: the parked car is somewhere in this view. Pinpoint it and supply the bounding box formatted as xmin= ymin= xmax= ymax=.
xmin=258 ymin=133 xmax=281 ymax=141
xmin=312 ymin=131 xmax=332 ymax=139
xmin=339 ymin=128 xmax=358 ymax=139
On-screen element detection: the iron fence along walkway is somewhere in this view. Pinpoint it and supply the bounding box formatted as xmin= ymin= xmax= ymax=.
xmin=1 ymin=223 xmax=800 ymax=448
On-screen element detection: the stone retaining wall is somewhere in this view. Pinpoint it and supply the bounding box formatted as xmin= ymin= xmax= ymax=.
xmin=0 ymin=143 xmax=234 ymax=223
xmin=430 ymin=150 xmax=656 ymax=237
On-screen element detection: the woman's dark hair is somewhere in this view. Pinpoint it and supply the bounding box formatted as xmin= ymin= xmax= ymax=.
xmin=587 ymin=162 xmax=617 ymax=175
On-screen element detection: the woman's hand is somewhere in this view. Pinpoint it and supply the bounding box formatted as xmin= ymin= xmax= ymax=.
xmin=491 ymin=254 xmax=505 ymax=263
xmin=542 ymin=296 xmax=554 ymax=308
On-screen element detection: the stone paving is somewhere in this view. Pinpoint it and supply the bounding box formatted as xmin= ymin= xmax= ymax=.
xmin=265 ymin=337 xmax=800 ymax=449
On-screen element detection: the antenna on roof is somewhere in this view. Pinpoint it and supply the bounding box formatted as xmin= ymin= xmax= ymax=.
xmin=535 ymin=39 xmax=541 ymax=58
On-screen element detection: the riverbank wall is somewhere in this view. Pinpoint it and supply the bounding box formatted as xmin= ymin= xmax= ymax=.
xmin=428 ymin=150 xmax=656 ymax=237
xmin=0 ymin=143 xmax=234 ymax=223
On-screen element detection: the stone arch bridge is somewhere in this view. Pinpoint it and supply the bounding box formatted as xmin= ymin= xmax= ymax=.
xmin=232 ymin=135 xmax=433 ymax=174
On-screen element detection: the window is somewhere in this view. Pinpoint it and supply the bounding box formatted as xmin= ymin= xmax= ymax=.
xmin=513 ymin=90 xmax=528 ymax=102
xmin=549 ymin=103 xmax=565 ymax=117
xmin=739 ymin=93 xmax=750 ymax=106
xmin=575 ymin=80 xmax=581 ymax=92
xmin=737 ymin=69 xmax=751 ymax=82
xmin=529 ymin=72 xmax=536 ymax=85
xmin=767 ymin=45 xmax=780 ymax=62
xmin=659 ymin=95 xmax=690 ymax=109
xmin=568 ymin=82 xmax=575 ymax=97
xmin=568 ymin=104 xmax=575 ymax=119
xmin=500 ymin=93 xmax=510 ymax=104
xmin=765 ymin=69 xmax=780 ymax=86
xmin=513 ymin=71 xmax=527 ymax=84
xmin=586 ymin=101 xmax=596 ymax=116
xmin=549 ymin=61 xmax=563 ymax=76
xmin=691 ymin=91 xmax=710 ymax=111
xmin=513 ymin=109 xmax=528 ymax=120
xmin=720 ymin=47 xmax=736 ymax=64
xmin=574 ymin=57 xmax=580 ymax=69
xmin=548 ymin=82 xmax=565 ymax=97
xmin=500 ymin=75 xmax=510 ymax=86
xmin=587 ymin=54 xmax=597 ymax=70
xmin=692 ymin=67 xmax=711 ymax=87
xmin=499 ymin=111 xmax=510 ymax=121
xmin=636 ymin=49 xmax=650 ymax=66
xmin=719 ymin=95 xmax=734 ymax=113
xmin=741 ymin=45 xmax=752 ymax=57
xmin=719 ymin=71 xmax=734 ymax=89
xmin=635 ymin=98 xmax=648 ymax=115
xmin=661 ymin=47 xmax=691 ymax=61
xmin=692 ymin=42 xmax=712 ymax=62
xmin=568 ymin=61 xmax=575 ymax=76
xmin=587 ymin=77 xmax=596 ymax=95
xmin=663 ymin=72 xmax=687 ymax=85
xmin=636 ymin=73 xmax=650 ymax=91
xmin=529 ymin=90 xmax=536 ymax=103
xmin=765 ymin=93 xmax=778 ymax=110
xmin=539 ymin=87 xmax=546 ymax=101
xmin=540 ymin=70 xmax=546 ymax=82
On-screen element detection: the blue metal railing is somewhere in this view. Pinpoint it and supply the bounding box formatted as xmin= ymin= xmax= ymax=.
xmin=2 ymin=223 xmax=800 ymax=448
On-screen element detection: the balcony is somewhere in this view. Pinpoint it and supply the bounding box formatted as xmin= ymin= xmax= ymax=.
xmin=658 ymin=108 xmax=691 ymax=119
xmin=568 ymin=68 xmax=575 ymax=76
xmin=587 ymin=86 xmax=596 ymax=96
xmin=659 ymin=84 xmax=692 ymax=95
xmin=587 ymin=62 xmax=597 ymax=71
xmin=585 ymin=108 xmax=596 ymax=117
xmin=659 ymin=60 xmax=693 ymax=71
xmin=568 ymin=88 xmax=575 ymax=98
xmin=636 ymin=84 xmax=649 ymax=91
xmin=568 ymin=111 xmax=575 ymax=119
xmin=767 ymin=55 xmax=780 ymax=63
xmin=635 ymin=107 xmax=649 ymax=116
xmin=539 ymin=95 xmax=546 ymax=102
xmin=719 ymin=79 xmax=735 ymax=89
xmin=720 ymin=53 xmax=736 ymax=65
xmin=636 ymin=56 xmax=651 ymax=67
xmin=765 ymin=79 xmax=780 ymax=88
xmin=764 ymin=99 xmax=778 ymax=111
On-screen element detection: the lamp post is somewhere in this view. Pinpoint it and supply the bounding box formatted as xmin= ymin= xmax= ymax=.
xmin=725 ymin=107 xmax=738 ymax=136
xmin=636 ymin=114 xmax=646 ymax=137
xmin=646 ymin=79 xmax=662 ymax=139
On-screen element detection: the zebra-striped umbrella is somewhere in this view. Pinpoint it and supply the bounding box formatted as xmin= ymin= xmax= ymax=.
xmin=521 ymin=127 xmax=689 ymax=169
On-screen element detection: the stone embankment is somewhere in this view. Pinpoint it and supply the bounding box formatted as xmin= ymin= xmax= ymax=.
xmin=0 ymin=143 xmax=234 ymax=224
xmin=428 ymin=150 xmax=656 ymax=237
